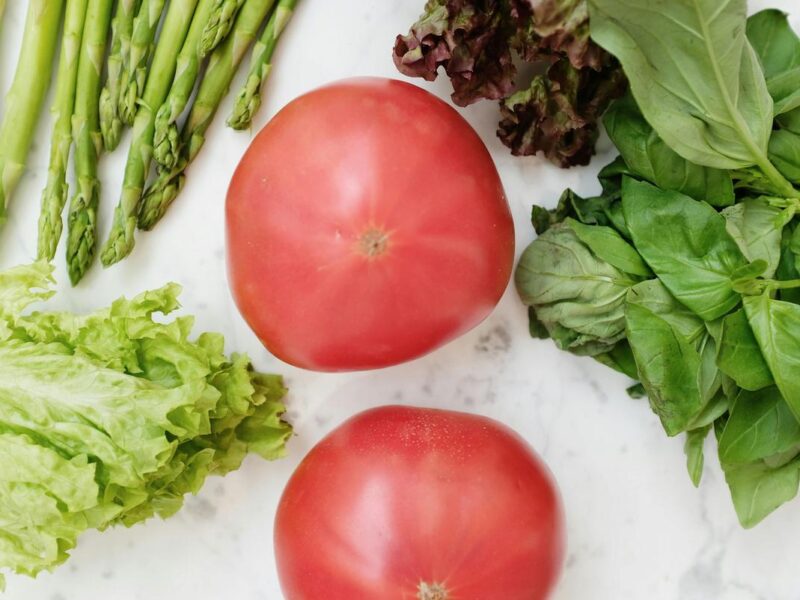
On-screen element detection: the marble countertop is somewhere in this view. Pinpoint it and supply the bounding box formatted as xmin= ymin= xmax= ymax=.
xmin=2 ymin=1 xmax=798 ymax=598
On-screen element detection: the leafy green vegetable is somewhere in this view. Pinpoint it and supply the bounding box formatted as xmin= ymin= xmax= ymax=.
xmin=564 ymin=218 xmax=650 ymax=277
xmin=722 ymin=198 xmax=784 ymax=278
xmin=744 ymin=293 xmax=800 ymax=421
xmin=747 ymin=9 xmax=800 ymax=116
xmin=589 ymin=0 xmax=798 ymax=198
xmin=516 ymin=222 xmax=646 ymax=356
xmin=603 ymin=94 xmax=734 ymax=206
xmin=769 ymin=129 xmax=800 ymax=183
xmin=718 ymin=387 xmax=800 ymax=465
xmin=622 ymin=179 xmax=748 ymax=321
xmin=685 ymin=426 xmax=710 ymax=487
xmin=724 ymin=457 xmax=800 ymax=529
xmin=0 ymin=262 xmax=291 ymax=586
xmin=717 ymin=309 xmax=774 ymax=391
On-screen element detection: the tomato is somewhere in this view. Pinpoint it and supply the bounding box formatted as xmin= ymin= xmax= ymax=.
xmin=226 ymin=78 xmax=514 ymax=372
xmin=274 ymin=406 xmax=565 ymax=600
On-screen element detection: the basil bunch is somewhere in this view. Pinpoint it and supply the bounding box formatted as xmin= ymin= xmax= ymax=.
xmin=517 ymin=3 xmax=800 ymax=527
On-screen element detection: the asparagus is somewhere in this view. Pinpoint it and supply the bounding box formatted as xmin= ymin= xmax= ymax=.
xmin=99 ymin=0 xmax=139 ymax=151
xmin=0 ymin=1 xmax=65 ymax=226
xmin=227 ymin=0 xmax=297 ymax=130
xmin=37 ymin=0 xmax=90 ymax=261
xmin=65 ymin=0 xmax=114 ymax=285
xmin=153 ymin=0 xmax=218 ymax=169
xmin=139 ymin=0 xmax=277 ymax=230
xmin=119 ymin=0 xmax=167 ymax=126
xmin=100 ymin=0 xmax=201 ymax=267
xmin=200 ymin=0 xmax=246 ymax=57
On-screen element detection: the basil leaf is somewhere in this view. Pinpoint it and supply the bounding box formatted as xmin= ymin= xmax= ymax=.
xmin=516 ymin=224 xmax=645 ymax=356
xmin=776 ymin=223 xmax=800 ymax=304
xmin=724 ymin=457 xmax=800 ymax=528
xmin=778 ymin=107 xmax=800 ymax=134
xmin=627 ymin=280 xmax=705 ymax=341
xmin=717 ymin=309 xmax=774 ymax=391
xmin=769 ymin=129 xmax=800 ymax=183
xmin=685 ymin=426 xmax=710 ymax=487
xmin=594 ymin=340 xmax=639 ymax=380
xmin=625 ymin=302 xmax=711 ymax=436
xmin=604 ymin=94 xmax=734 ymax=206
xmin=747 ymin=10 xmax=800 ymax=116
xmin=719 ymin=387 xmax=800 ymax=465
xmin=565 ymin=218 xmax=651 ymax=277
xmin=622 ymin=179 xmax=748 ymax=320
xmin=531 ymin=188 xmax=618 ymax=235
xmin=722 ymin=198 xmax=784 ymax=278
xmin=589 ymin=0 xmax=773 ymax=170
xmin=744 ymin=294 xmax=800 ymax=420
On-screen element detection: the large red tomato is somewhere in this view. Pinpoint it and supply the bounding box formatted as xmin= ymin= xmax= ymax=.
xmin=226 ymin=78 xmax=514 ymax=371
xmin=274 ymin=406 xmax=565 ymax=600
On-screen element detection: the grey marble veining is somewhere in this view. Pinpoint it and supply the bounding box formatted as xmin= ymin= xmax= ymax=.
xmin=2 ymin=1 xmax=799 ymax=598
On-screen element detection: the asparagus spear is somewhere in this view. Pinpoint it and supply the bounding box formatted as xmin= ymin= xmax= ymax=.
xmin=99 ymin=0 xmax=139 ymax=151
xmin=65 ymin=0 xmax=114 ymax=285
xmin=119 ymin=0 xmax=167 ymax=126
xmin=139 ymin=0 xmax=277 ymax=231
xmin=227 ymin=0 xmax=297 ymax=130
xmin=200 ymin=0 xmax=246 ymax=57
xmin=100 ymin=0 xmax=201 ymax=267
xmin=153 ymin=0 xmax=218 ymax=170
xmin=37 ymin=0 xmax=90 ymax=261
xmin=0 ymin=1 xmax=65 ymax=226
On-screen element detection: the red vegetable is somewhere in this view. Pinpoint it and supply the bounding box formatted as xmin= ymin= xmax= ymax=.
xmin=274 ymin=406 xmax=565 ymax=600
xmin=226 ymin=78 xmax=514 ymax=372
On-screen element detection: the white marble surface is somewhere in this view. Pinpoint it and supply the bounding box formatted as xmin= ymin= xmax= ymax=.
xmin=2 ymin=1 xmax=799 ymax=598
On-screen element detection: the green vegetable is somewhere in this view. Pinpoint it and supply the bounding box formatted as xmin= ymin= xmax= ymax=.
xmin=0 ymin=1 xmax=65 ymax=226
xmin=722 ymin=198 xmax=784 ymax=278
xmin=622 ymin=179 xmax=748 ymax=321
xmin=138 ymin=0 xmax=277 ymax=231
xmin=119 ymin=0 xmax=167 ymax=126
xmin=37 ymin=0 xmax=90 ymax=261
xmin=724 ymin=456 xmax=800 ymax=528
xmin=99 ymin=0 xmax=140 ymax=151
xmin=0 ymin=262 xmax=291 ymax=587
xmin=685 ymin=426 xmax=710 ymax=487
xmin=603 ymin=94 xmax=735 ymax=207
xmin=200 ymin=0 xmax=246 ymax=57
xmin=101 ymin=0 xmax=201 ymax=267
xmin=228 ymin=0 xmax=298 ymax=130
xmin=589 ymin=0 xmax=798 ymax=198
xmin=153 ymin=0 xmax=218 ymax=169
xmin=744 ymin=293 xmax=800 ymax=421
xmin=717 ymin=309 xmax=774 ymax=392
xmin=747 ymin=9 xmax=800 ymax=116
xmin=65 ymin=0 xmax=114 ymax=285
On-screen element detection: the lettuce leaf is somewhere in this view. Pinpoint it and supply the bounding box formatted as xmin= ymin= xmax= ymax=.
xmin=0 ymin=263 xmax=291 ymax=587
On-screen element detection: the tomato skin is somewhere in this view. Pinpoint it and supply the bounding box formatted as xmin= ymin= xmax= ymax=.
xmin=274 ymin=406 xmax=565 ymax=600
xmin=226 ymin=78 xmax=514 ymax=372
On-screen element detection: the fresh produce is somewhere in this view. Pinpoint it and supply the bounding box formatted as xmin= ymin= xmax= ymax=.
xmin=0 ymin=1 xmax=65 ymax=226
xmin=201 ymin=0 xmax=246 ymax=57
xmin=37 ymin=0 xmax=90 ymax=261
xmin=0 ymin=262 xmax=291 ymax=588
xmin=101 ymin=0 xmax=201 ymax=266
xmin=227 ymin=0 xmax=297 ymax=130
xmin=119 ymin=0 xmax=167 ymax=126
xmin=226 ymin=78 xmax=515 ymax=371
xmin=275 ymin=406 xmax=564 ymax=600
xmin=99 ymin=0 xmax=139 ymax=151
xmin=517 ymin=1 xmax=800 ymax=527
xmin=153 ymin=0 xmax=219 ymax=170
xmin=65 ymin=0 xmax=114 ymax=285
xmin=139 ymin=0 xmax=279 ymax=229
xmin=394 ymin=0 xmax=626 ymax=167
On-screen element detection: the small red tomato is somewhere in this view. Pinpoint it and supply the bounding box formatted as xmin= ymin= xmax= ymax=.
xmin=226 ymin=78 xmax=514 ymax=372
xmin=274 ymin=406 xmax=565 ymax=600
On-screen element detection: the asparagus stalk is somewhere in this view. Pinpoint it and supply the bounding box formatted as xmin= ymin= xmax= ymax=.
xmin=37 ymin=0 xmax=90 ymax=261
xmin=0 ymin=1 xmax=65 ymax=226
xmin=153 ymin=0 xmax=218 ymax=169
xmin=65 ymin=0 xmax=114 ymax=285
xmin=200 ymin=0 xmax=246 ymax=57
xmin=100 ymin=0 xmax=201 ymax=267
xmin=139 ymin=0 xmax=277 ymax=230
xmin=227 ymin=0 xmax=297 ymax=130
xmin=119 ymin=0 xmax=167 ymax=126
xmin=99 ymin=0 xmax=139 ymax=151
